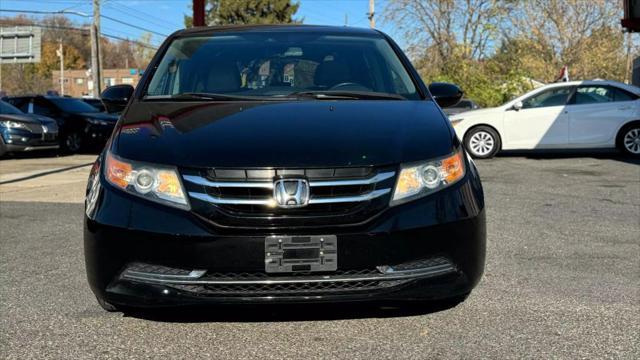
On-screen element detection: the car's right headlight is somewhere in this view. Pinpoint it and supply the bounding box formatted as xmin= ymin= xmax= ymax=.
xmin=0 ymin=120 xmax=27 ymax=129
xmin=104 ymin=150 xmax=190 ymax=210
xmin=391 ymin=149 xmax=466 ymax=206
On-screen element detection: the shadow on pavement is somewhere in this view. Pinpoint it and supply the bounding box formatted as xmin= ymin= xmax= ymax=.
xmin=497 ymin=150 xmax=640 ymax=165
xmin=0 ymin=148 xmax=102 ymax=161
xmin=121 ymin=299 xmax=465 ymax=323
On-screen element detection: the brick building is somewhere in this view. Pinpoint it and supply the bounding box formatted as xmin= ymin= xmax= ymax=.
xmin=51 ymin=68 xmax=143 ymax=97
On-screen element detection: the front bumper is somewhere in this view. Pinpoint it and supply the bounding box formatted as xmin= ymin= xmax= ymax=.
xmin=84 ymin=160 xmax=486 ymax=307
xmin=1 ymin=129 xmax=59 ymax=152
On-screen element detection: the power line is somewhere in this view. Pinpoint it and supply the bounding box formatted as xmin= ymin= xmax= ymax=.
xmin=0 ymin=21 xmax=158 ymax=50
xmin=104 ymin=2 xmax=183 ymax=30
xmin=101 ymin=14 xmax=169 ymax=38
xmin=0 ymin=9 xmax=168 ymax=38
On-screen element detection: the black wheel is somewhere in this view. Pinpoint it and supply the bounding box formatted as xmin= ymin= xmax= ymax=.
xmin=95 ymin=296 xmax=119 ymax=312
xmin=464 ymin=126 xmax=501 ymax=159
xmin=617 ymin=123 xmax=640 ymax=157
xmin=62 ymin=131 xmax=83 ymax=153
xmin=0 ymin=136 xmax=6 ymax=157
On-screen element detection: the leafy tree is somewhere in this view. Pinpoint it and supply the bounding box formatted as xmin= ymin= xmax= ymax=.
xmin=384 ymin=0 xmax=638 ymax=107
xmin=36 ymin=42 xmax=86 ymax=78
xmin=185 ymin=0 xmax=300 ymax=27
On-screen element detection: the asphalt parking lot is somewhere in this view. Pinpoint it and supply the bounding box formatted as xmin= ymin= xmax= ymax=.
xmin=0 ymin=153 xmax=638 ymax=359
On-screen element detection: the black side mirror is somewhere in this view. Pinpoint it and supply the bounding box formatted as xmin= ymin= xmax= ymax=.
xmin=428 ymin=82 xmax=463 ymax=108
xmin=100 ymin=84 xmax=134 ymax=114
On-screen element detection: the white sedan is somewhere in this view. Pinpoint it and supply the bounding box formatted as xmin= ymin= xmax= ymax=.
xmin=449 ymin=80 xmax=640 ymax=158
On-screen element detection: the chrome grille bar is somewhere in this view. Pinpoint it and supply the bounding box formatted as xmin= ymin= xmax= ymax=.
xmin=308 ymin=189 xmax=390 ymax=204
xmin=309 ymin=172 xmax=395 ymax=186
xmin=189 ymin=192 xmax=276 ymax=206
xmin=183 ymin=175 xmax=273 ymax=188
xmin=183 ymin=170 xmax=395 ymax=206
xmin=182 ymin=171 xmax=395 ymax=189
xmin=188 ymin=188 xmax=391 ymax=206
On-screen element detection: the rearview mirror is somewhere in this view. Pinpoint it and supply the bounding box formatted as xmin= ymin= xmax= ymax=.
xmin=428 ymin=82 xmax=463 ymax=108
xmin=100 ymin=84 xmax=134 ymax=114
xmin=512 ymin=101 xmax=523 ymax=111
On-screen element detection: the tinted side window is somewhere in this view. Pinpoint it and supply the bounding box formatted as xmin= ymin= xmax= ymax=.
xmin=611 ymin=87 xmax=638 ymax=102
xmin=458 ymin=100 xmax=472 ymax=108
xmin=522 ymin=87 xmax=573 ymax=109
xmin=574 ymin=86 xmax=613 ymax=105
xmin=573 ymin=86 xmax=637 ymax=104
xmin=33 ymin=99 xmax=56 ymax=116
xmin=6 ymin=98 xmax=29 ymax=112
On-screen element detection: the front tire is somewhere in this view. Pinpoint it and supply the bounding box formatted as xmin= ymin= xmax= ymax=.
xmin=464 ymin=126 xmax=501 ymax=159
xmin=617 ymin=123 xmax=640 ymax=157
xmin=95 ymin=296 xmax=119 ymax=312
xmin=0 ymin=136 xmax=7 ymax=157
xmin=61 ymin=131 xmax=83 ymax=153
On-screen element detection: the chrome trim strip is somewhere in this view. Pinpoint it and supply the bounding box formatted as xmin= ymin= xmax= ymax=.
xmin=183 ymin=175 xmax=273 ymax=189
xmin=308 ymin=188 xmax=391 ymax=204
xmin=182 ymin=171 xmax=395 ymax=189
xmin=22 ymin=145 xmax=60 ymax=151
xmin=188 ymin=192 xmax=275 ymax=206
xmin=188 ymin=188 xmax=390 ymax=206
xmin=123 ymin=269 xmax=207 ymax=282
xmin=122 ymin=264 xmax=455 ymax=285
xmin=309 ymin=171 xmax=395 ymax=187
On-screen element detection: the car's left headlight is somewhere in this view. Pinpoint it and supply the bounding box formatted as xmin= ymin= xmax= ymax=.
xmin=391 ymin=149 xmax=466 ymax=206
xmin=0 ymin=120 xmax=27 ymax=129
xmin=104 ymin=150 xmax=190 ymax=210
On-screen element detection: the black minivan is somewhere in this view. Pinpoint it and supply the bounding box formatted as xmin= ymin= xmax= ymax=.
xmin=84 ymin=25 xmax=485 ymax=311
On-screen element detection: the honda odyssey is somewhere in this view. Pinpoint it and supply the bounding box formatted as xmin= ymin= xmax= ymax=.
xmin=84 ymin=25 xmax=486 ymax=311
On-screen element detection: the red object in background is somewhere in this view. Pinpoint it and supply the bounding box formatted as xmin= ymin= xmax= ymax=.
xmin=554 ymin=65 xmax=569 ymax=83
xmin=193 ymin=0 xmax=206 ymax=27
xmin=622 ymin=0 xmax=640 ymax=32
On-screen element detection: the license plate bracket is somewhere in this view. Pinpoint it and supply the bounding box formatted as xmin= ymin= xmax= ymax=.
xmin=265 ymin=235 xmax=337 ymax=273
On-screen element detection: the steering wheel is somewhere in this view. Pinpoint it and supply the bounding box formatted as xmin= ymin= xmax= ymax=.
xmin=329 ymin=82 xmax=369 ymax=91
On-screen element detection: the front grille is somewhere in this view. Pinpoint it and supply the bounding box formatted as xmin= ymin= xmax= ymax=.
xmin=181 ymin=166 xmax=396 ymax=227
xmin=120 ymin=256 xmax=457 ymax=297
xmin=42 ymin=133 xmax=57 ymax=141
xmin=24 ymin=122 xmax=43 ymax=133
xmin=169 ymin=279 xmax=405 ymax=295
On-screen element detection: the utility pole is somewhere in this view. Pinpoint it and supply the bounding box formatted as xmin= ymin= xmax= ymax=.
xmin=56 ymin=41 xmax=64 ymax=95
xmin=625 ymin=31 xmax=633 ymax=84
xmin=344 ymin=13 xmax=348 ymax=26
xmin=368 ymin=0 xmax=375 ymax=29
xmin=91 ymin=0 xmax=102 ymax=97
xmin=193 ymin=0 xmax=206 ymax=27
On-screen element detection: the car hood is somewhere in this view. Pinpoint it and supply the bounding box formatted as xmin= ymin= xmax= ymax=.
xmin=23 ymin=113 xmax=58 ymax=126
xmin=114 ymin=100 xmax=455 ymax=168
xmin=0 ymin=113 xmax=42 ymax=124
xmin=80 ymin=112 xmax=119 ymax=122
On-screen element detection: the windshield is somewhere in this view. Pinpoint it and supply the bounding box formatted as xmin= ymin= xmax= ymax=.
xmin=145 ymin=32 xmax=420 ymax=100
xmin=50 ymin=98 xmax=99 ymax=113
xmin=0 ymin=100 xmax=24 ymax=115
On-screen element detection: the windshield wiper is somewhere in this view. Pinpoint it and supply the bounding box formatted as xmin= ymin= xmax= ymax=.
xmin=145 ymin=93 xmax=285 ymax=101
xmin=289 ymin=91 xmax=406 ymax=100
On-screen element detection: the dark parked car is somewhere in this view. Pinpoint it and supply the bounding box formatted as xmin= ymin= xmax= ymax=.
xmin=443 ymin=99 xmax=480 ymax=116
xmin=0 ymin=100 xmax=59 ymax=156
xmin=5 ymin=95 xmax=118 ymax=152
xmin=84 ymin=25 xmax=485 ymax=312
xmin=81 ymin=98 xmax=106 ymax=113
